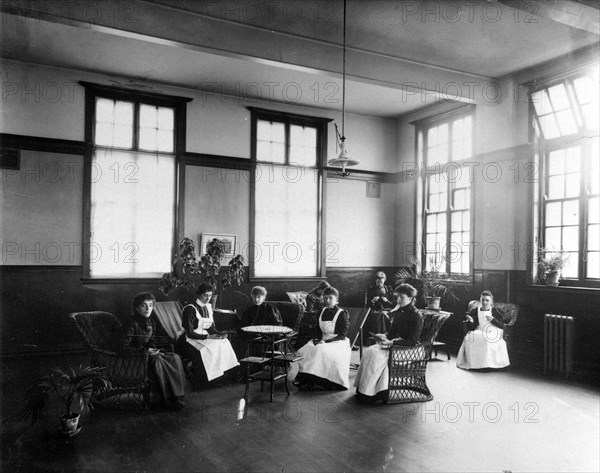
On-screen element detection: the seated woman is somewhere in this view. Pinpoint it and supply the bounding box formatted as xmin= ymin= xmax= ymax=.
xmin=366 ymin=271 xmax=395 ymax=313
xmin=456 ymin=290 xmax=510 ymax=370
xmin=305 ymin=281 xmax=331 ymax=313
xmin=123 ymin=292 xmax=186 ymax=410
xmin=236 ymin=286 xmax=282 ymax=358
xmin=175 ymin=283 xmax=239 ymax=385
xmin=354 ymin=283 xmax=423 ymax=402
xmin=293 ymin=286 xmax=351 ymax=390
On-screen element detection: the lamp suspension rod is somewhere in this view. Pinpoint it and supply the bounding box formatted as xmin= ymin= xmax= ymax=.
xmin=341 ymin=0 xmax=346 ymax=140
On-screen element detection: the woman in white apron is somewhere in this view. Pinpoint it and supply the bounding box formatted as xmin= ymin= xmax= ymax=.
xmin=175 ymin=283 xmax=239 ymax=385
xmin=457 ymin=290 xmax=510 ymax=370
xmin=354 ymin=283 xmax=423 ymax=401
xmin=293 ymin=287 xmax=351 ymax=390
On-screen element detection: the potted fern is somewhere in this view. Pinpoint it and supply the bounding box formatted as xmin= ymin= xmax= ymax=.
xmin=18 ymin=365 xmax=111 ymax=436
xmin=538 ymin=248 xmax=569 ymax=286
xmin=394 ymin=257 xmax=459 ymax=310
xmin=159 ymin=237 xmax=245 ymax=305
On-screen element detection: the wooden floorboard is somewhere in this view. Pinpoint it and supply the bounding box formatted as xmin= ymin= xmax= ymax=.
xmin=1 ymin=352 xmax=598 ymax=472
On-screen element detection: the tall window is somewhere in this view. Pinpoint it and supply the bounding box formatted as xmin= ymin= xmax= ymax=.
xmin=532 ymin=66 xmax=600 ymax=285
xmin=250 ymin=108 xmax=328 ymax=279
xmin=419 ymin=110 xmax=473 ymax=275
xmin=82 ymin=83 xmax=189 ymax=278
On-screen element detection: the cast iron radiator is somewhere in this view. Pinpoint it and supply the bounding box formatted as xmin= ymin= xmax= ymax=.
xmin=543 ymin=314 xmax=575 ymax=377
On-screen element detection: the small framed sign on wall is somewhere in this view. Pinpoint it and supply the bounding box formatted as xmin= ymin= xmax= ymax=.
xmin=0 ymin=148 xmax=21 ymax=170
xmin=366 ymin=181 xmax=381 ymax=198
xmin=200 ymin=233 xmax=237 ymax=257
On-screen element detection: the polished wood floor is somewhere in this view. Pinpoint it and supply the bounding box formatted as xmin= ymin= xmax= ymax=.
xmin=1 ymin=351 xmax=598 ymax=473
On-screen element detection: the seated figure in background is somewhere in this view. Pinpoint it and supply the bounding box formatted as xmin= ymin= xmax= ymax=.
xmin=293 ymin=286 xmax=351 ymax=390
xmin=354 ymin=283 xmax=423 ymax=402
xmin=123 ymin=292 xmax=186 ymax=409
xmin=305 ymin=281 xmax=331 ymax=313
xmin=235 ymin=286 xmax=282 ymax=358
xmin=367 ymin=271 xmax=395 ymax=313
xmin=456 ymin=290 xmax=510 ymax=370
xmin=175 ymin=283 xmax=240 ymax=386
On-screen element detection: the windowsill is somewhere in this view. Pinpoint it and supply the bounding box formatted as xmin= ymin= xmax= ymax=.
xmin=249 ymin=277 xmax=327 ymax=284
xmin=525 ymin=284 xmax=600 ymax=294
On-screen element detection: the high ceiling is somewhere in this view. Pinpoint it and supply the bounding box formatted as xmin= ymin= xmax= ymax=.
xmin=1 ymin=0 xmax=599 ymax=117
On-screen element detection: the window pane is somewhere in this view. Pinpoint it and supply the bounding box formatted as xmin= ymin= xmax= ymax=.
xmin=562 ymin=253 xmax=578 ymax=278
xmin=451 ymin=212 xmax=463 ymax=231
xmin=548 ymin=150 xmax=565 ymax=175
xmin=588 ymin=224 xmax=599 ymax=251
xmin=573 ymin=76 xmax=598 ymax=105
xmin=564 ymin=173 xmax=580 ymax=198
xmin=589 ymin=197 xmax=599 ymax=224
xmin=256 ymin=120 xmax=285 ymax=163
xmin=427 ymin=214 xmax=437 ymax=233
xmin=581 ymin=103 xmax=599 ymax=130
xmin=545 ymin=227 xmax=561 ymax=249
xmin=453 ymin=189 xmax=468 ymax=209
xmin=140 ymin=104 xmax=157 ymax=127
xmin=587 ymin=252 xmax=599 ymax=279
xmin=254 ymin=166 xmax=318 ymax=277
xmin=90 ymin=150 xmax=175 ymax=277
xmin=94 ymin=99 xmax=134 ymax=148
xmin=562 ymin=200 xmax=579 ymax=225
xmin=539 ymin=115 xmax=560 ymax=139
xmin=590 ymin=138 xmax=599 ymax=194
xmin=436 ymin=213 xmax=446 ymax=234
xmin=562 ymin=226 xmax=579 ymax=251
xmin=555 ymin=109 xmax=578 ymax=136
xmin=139 ymin=105 xmax=175 ymax=152
xmin=548 ymin=175 xmax=565 ymax=199
xmin=548 ymin=83 xmax=570 ymax=111
xmin=533 ymin=90 xmax=553 ymax=116
xmin=157 ymin=108 xmax=174 ymax=130
xmin=289 ymin=125 xmax=317 ymax=167
xmin=545 ymin=202 xmax=561 ymax=227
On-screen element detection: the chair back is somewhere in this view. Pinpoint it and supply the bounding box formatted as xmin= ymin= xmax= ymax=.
xmin=467 ymin=300 xmax=519 ymax=326
xmin=346 ymin=307 xmax=371 ymax=348
xmin=153 ymin=301 xmax=184 ymax=341
xmin=271 ymin=301 xmax=304 ymax=332
xmin=419 ymin=311 xmax=451 ymax=345
xmin=69 ymin=311 xmax=123 ymax=353
xmin=286 ymin=291 xmax=308 ymax=309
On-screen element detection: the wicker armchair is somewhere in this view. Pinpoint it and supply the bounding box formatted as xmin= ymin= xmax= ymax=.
xmin=385 ymin=310 xmax=450 ymax=404
xmin=69 ymin=311 xmax=150 ymax=408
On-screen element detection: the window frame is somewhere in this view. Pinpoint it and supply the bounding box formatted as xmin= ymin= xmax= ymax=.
xmin=531 ymin=71 xmax=600 ymax=288
xmin=415 ymin=106 xmax=475 ymax=278
xmin=248 ymin=107 xmax=330 ymax=282
xmin=80 ymin=82 xmax=191 ymax=282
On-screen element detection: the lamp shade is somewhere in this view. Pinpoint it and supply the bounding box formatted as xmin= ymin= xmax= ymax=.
xmin=328 ymin=140 xmax=359 ymax=172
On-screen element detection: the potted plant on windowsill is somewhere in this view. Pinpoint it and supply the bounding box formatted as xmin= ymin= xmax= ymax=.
xmin=159 ymin=237 xmax=246 ymax=306
xmin=538 ymin=249 xmax=569 ymax=287
xmin=394 ymin=257 xmax=459 ymax=310
xmin=18 ymin=366 xmax=111 ymax=436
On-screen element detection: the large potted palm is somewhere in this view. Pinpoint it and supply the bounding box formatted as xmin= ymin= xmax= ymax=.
xmin=159 ymin=237 xmax=246 ymax=305
xmin=394 ymin=257 xmax=459 ymax=310
xmin=18 ymin=365 xmax=111 ymax=436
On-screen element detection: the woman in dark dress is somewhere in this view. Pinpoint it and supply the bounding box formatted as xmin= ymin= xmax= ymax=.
xmin=122 ymin=292 xmax=186 ymax=409
xmin=354 ymin=284 xmax=423 ymax=400
xmin=294 ymin=286 xmax=351 ymax=390
xmin=305 ymin=281 xmax=331 ymax=313
xmin=175 ymin=283 xmax=239 ymax=385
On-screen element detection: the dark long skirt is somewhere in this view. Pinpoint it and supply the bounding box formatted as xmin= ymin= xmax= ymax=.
xmin=148 ymin=352 xmax=185 ymax=405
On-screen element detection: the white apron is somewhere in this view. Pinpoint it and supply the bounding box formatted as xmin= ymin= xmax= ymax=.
xmin=183 ymin=303 xmax=239 ymax=381
xmin=456 ymin=308 xmax=510 ymax=370
xmin=297 ymin=308 xmax=351 ymax=389
xmin=354 ymin=343 xmax=390 ymax=396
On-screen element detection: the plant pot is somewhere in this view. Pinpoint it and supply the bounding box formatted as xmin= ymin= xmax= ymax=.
xmin=545 ymin=271 xmax=560 ymax=286
xmin=60 ymin=413 xmax=80 ymax=434
xmin=426 ymin=296 xmax=441 ymax=310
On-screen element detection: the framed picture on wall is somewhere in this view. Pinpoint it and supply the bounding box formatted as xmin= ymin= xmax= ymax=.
xmin=200 ymin=233 xmax=237 ymax=257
